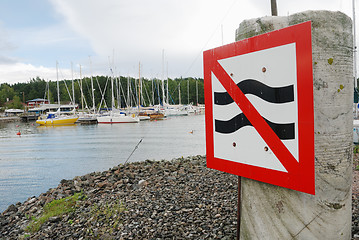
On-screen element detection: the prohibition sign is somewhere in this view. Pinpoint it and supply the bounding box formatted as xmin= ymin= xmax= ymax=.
xmin=203 ymin=21 xmax=314 ymax=194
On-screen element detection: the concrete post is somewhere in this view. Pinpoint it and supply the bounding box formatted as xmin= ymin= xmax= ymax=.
xmin=235 ymin=11 xmax=353 ymax=239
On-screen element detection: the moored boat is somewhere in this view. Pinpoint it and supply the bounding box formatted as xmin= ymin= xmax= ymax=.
xmin=77 ymin=112 xmax=98 ymax=124
xmin=97 ymin=111 xmax=139 ymax=124
xmin=36 ymin=113 xmax=79 ymax=126
xmin=138 ymin=107 xmax=165 ymax=120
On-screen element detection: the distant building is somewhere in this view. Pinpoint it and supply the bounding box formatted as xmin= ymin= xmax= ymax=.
xmin=26 ymin=98 xmax=49 ymax=108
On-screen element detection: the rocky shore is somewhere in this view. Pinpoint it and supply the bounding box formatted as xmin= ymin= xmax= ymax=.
xmin=0 ymin=156 xmax=237 ymax=239
xmin=1 ymin=154 xmax=359 ymax=239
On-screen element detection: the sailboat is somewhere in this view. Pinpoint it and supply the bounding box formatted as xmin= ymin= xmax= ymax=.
xmin=164 ymin=83 xmax=188 ymax=116
xmin=97 ymin=109 xmax=139 ymax=123
xmin=97 ymin=70 xmax=139 ymax=124
xmin=36 ymin=109 xmax=79 ymax=125
xmin=77 ymin=60 xmax=99 ymax=124
xmin=36 ymin=62 xmax=79 ymax=126
xmin=137 ymin=62 xmax=150 ymax=121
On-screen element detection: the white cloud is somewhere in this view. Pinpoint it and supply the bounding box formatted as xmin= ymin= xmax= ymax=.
xmin=0 ymin=0 xmax=356 ymax=84
xmin=0 ymin=63 xmax=63 ymax=84
xmin=47 ymin=0 xmax=267 ymax=78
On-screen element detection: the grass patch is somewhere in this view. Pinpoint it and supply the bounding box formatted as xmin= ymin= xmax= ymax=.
xmin=354 ymin=145 xmax=359 ymax=171
xmin=86 ymin=200 xmax=126 ymax=237
xmin=26 ymin=192 xmax=85 ymax=233
xmin=354 ymin=145 xmax=359 ymax=154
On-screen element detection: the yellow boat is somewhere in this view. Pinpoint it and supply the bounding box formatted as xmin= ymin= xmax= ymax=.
xmin=36 ymin=113 xmax=79 ymax=126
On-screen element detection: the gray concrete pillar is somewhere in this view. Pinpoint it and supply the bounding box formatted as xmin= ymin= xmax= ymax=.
xmin=235 ymin=11 xmax=353 ymax=239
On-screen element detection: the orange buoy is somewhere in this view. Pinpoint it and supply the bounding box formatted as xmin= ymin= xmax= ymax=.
xmin=17 ymin=131 xmax=21 ymax=136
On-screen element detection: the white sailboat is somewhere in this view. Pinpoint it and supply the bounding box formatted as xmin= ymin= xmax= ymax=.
xmin=97 ymin=70 xmax=139 ymax=124
xmin=137 ymin=62 xmax=150 ymax=121
xmin=164 ymin=83 xmax=188 ymax=116
xmin=77 ymin=58 xmax=99 ymax=124
xmin=97 ymin=109 xmax=139 ymax=123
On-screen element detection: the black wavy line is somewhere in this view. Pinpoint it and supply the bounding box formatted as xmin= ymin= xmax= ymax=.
xmin=214 ymin=79 xmax=294 ymax=105
xmin=215 ymin=113 xmax=294 ymax=140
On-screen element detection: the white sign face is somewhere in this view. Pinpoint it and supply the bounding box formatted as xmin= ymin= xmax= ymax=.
xmin=212 ymin=43 xmax=298 ymax=172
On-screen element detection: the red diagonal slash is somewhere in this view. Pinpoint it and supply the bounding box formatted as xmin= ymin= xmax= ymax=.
xmin=212 ymin=61 xmax=299 ymax=173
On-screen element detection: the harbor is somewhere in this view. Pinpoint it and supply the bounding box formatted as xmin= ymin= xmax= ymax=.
xmin=0 ymin=113 xmax=205 ymax=213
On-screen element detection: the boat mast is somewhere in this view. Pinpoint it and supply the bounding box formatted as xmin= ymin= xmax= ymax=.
xmin=56 ymin=61 xmax=60 ymax=106
xmin=166 ymin=62 xmax=169 ymax=105
xmin=178 ymin=83 xmax=181 ymax=105
xmin=127 ymin=76 xmax=130 ymax=108
xmin=138 ymin=61 xmax=141 ymax=108
xmin=89 ymin=56 xmax=96 ymax=113
xmin=80 ymin=65 xmax=84 ymax=112
xmin=152 ymin=78 xmax=154 ymax=106
xmin=162 ymin=49 xmax=165 ymax=105
xmin=71 ymin=62 xmax=75 ymax=105
xmin=187 ymin=79 xmax=189 ymax=104
xmin=47 ymin=80 xmax=50 ymax=104
xmin=111 ymin=72 xmax=115 ymax=110
xmin=196 ymin=80 xmax=198 ymax=105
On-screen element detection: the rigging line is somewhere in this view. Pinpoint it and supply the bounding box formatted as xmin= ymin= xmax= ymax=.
xmin=76 ymin=78 xmax=89 ymax=109
xmin=96 ymin=76 xmax=109 ymax=111
xmin=57 ymin=65 xmax=74 ymax=103
xmin=183 ymin=0 xmax=238 ymax=77
xmin=131 ymin=79 xmax=139 ymax=106
xmin=119 ymin=77 xmax=129 ymax=108
xmin=63 ymin=79 xmax=73 ymax=104
xmin=43 ymin=81 xmax=48 ymax=102
xmin=84 ymin=77 xmax=92 ymax=105
xmin=143 ymin=80 xmax=152 ymax=106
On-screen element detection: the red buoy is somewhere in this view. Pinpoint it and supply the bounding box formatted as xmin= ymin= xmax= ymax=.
xmin=17 ymin=131 xmax=21 ymax=136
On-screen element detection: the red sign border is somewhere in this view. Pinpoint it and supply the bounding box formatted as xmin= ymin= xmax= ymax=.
xmin=203 ymin=21 xmax=314 ymax=194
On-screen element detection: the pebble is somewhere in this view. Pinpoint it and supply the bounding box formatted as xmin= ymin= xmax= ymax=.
xmin=5 ymin=154 xmax=356 ymax=239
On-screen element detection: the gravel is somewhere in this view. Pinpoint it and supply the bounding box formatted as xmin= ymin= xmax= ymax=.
xmin=0 ymin=156 xmax=238 ymax=239
xmin=1 ymin=153 xmax=358 ymax=239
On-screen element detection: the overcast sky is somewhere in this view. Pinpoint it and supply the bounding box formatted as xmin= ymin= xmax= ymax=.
xmin=0 ymin=0 xmax=355 ymax=84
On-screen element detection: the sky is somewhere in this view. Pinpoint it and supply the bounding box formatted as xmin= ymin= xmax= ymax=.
xmin=0 ymin=0 xmax=355 ymax=84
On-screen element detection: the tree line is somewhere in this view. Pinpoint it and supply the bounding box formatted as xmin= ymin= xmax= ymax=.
xmin=0 ymin=76 xmax=204 ymax=110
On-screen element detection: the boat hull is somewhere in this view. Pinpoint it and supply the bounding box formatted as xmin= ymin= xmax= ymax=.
xmin=97 ymin=115 xmax=139 ymax=123
xmin=36 ymin=117 xmax=79 ymax=126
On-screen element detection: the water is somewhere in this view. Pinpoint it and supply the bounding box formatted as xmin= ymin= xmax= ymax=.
xmin=0 ymin=114 xmax=205 ymax=212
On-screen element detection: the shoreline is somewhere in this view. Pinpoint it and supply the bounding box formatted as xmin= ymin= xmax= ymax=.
xmin=1 ymin=154 xmax=358 ymax=239
xmin=0 ymin=155 xmax=237 ymax=239
xmin=0 ymin=116 xmax=20 ymax=122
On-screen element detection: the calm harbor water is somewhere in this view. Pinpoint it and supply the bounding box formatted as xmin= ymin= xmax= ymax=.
xmin=0 ymin=114 xmax=205 ymax=212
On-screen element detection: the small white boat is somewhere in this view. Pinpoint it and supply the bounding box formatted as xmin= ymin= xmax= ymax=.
xmin=139 ymin=115 xmax=151 ymax=121
xmin=97 ymin=111 xmax=139 ymax=124
xmin=165 ymin=107 xmax=188 ymax=116
xmin=77 ymin=112 xmax=98 ymax=124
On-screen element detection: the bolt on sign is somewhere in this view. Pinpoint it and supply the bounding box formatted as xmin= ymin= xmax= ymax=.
xmin=203 ymin=21 xmax=315 ymax=194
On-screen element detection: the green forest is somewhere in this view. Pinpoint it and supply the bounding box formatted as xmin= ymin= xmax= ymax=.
xmin=0 ymin=76 xmax=204 ymax=110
